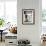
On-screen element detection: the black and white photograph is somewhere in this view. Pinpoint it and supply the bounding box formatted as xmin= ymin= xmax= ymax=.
xmin=22 ymin=9 xmax=35 ymax=25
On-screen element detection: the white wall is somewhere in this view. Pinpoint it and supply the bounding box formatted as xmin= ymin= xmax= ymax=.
xmin=17 ymin=0 xmax=42 ymax=46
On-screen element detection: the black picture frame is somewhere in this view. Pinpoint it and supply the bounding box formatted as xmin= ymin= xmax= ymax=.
xmin=22 ymin=9 xmax=35 ymax=25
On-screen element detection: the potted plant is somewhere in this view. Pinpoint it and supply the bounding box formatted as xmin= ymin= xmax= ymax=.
xmin=0 ymin=18 xmax=5 ymax=27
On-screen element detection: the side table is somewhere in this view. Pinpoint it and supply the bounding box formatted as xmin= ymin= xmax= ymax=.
xmin=0 ymin=30 xmax=3 ymax=42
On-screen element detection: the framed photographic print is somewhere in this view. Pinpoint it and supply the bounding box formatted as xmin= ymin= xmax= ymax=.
xmin=22 ymin=9 xmax=35 ymax=25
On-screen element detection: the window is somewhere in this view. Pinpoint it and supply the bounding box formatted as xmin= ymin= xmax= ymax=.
xmin=5 ymin=1 xmax=17 ymax=25
xmin=0 ymin=0 xmax=17 ymax=27
xmin=42 ymin=0 xmax=46 ymax=33
xmin=0 ymin=1 xmax=4 ymax=18
xmin=42 ymin=0 xmax=46 ymax=26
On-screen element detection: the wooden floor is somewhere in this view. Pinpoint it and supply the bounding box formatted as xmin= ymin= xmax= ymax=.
xmin=0 ymin=41 xmax=5 ymax=46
